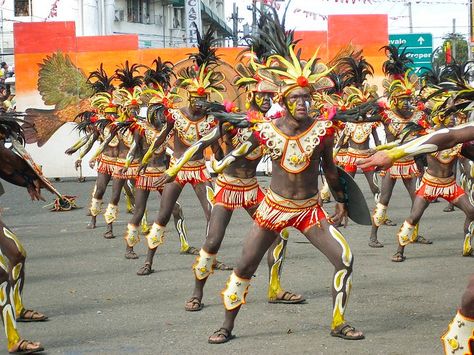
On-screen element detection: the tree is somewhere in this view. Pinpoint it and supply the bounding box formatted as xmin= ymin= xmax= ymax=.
xmin=433 ymin=33 xmax=469 ymax=66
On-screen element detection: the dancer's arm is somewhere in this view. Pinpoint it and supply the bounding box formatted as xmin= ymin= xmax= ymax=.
xmin=211 ymin=134 xmax=261 ymax=173
xmin=65 ymin=135 xmax=90 ymax=155
xmin=140 ymin=122 xmax=174 ymax=172
xmin=358 ymin=121 xmax=474 ymax=170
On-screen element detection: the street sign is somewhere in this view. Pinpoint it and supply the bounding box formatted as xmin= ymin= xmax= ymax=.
xmin=388 ymin=33 xmax=433 ymax=73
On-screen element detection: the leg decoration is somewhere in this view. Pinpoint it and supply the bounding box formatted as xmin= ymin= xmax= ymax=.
xmin=328 ymin=226 xmax=353 ymax=330
xmin=268 ymin=229 xmax=289 ymax=301
xmin=463 ymin=222 xmax=474 ymax=256
xmin=193 ymin=249 xmax=217 ymax=280
xmin=397 ymin=221 xmax=416 ymax=246
xmin=0 ymin=253 xmax=20 ymax=351
xmin=90 ymin=198 xmax=102 ymax=217
xmin=441 ymin=310 xmax=474 ymax=355
xmin=3 ymin=228 xmax=26 ymax=317
xmin=124 ymin=224 xmax=139 ymax=248
xmin=104 ymin=204 xmax=118 ymax=224
xmin=372 ymin=203 xmax=387 ymax=227
xmin=140 ymin=210 xmax=149 ymax=234
xmin=125 ymin=189 xmax=134 ymax=214
xmin=221 ymin=272 xmax=250 ymax=311
xmin=173 ymin=203 xmax=192 ymax=253
xmin=145 ymin=223 xmax=165 ymax=249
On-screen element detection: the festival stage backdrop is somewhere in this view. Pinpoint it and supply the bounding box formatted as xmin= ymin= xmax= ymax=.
xmin=14 ymin=14 xmax=387 ymax=178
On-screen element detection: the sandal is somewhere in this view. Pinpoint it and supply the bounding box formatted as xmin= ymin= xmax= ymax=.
xmin=368 ymin=239 xmax=384 ymax=248
xmin=9 ymin=339 xmax=44 ymax=354
xmin=391 ymin=252 xmax=406 ymax=262
xmin=330 ymin=324 xmax=364 ymax=340
xmin=125 ymin=250 xmax=139 ymax=260
xmin=383 ymin=219 xmax=397 ymax=226
xmin=180 ymin=246 xmax=199 ymax=255
xmin=213 ymin=260 xmax=233 ymax=271
xmin=185 ymin=297 xmax=203 ymax=312
xmin=17 ymin=309 xmax=48 ymax=322
xmin=208 ymin=327 xmax=235 ymax=344
xmin=413 ymin=235 xmax=432 ymax=245
xmin=136 ymin=262 xmax=154 ymax=276
xmin=103 ymin=230 xmax=115 ymax=239
xmin=268 ymin=290 xmax=306 ymax=304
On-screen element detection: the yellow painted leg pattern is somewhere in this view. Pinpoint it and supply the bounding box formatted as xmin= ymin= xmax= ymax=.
xmin=463 ymin=222 xmax=474 ymax=256
xmin=328 ymin=226 xmax=353 ymax=330
xmin=267 ymin=229 xmax=289 ymax=300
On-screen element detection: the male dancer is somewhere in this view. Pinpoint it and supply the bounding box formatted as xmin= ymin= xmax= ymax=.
xmin=0 ymin=114 xmax=50 ymax=353
xmin=207 ymin=40 xmax=363 ymax=343
xmin=136 ymin=28 xmax=222 ymax=275
xmin=393 ymin=115 xmax=473 ymax=261
xmin=358 ymin=120 xmax=474 ymax=355
xmin=370 ymin=69 xmax=431 ymax=250
xmin=120 ymin=83 xmax=191 ymax=259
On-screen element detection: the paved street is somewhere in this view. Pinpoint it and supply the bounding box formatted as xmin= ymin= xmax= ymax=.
xmin=0 ymin=175 xmax=471 ymax=354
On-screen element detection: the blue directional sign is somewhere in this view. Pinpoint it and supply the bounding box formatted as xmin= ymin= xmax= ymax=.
xmin=388 ymin=33 xmax=433 ymax=73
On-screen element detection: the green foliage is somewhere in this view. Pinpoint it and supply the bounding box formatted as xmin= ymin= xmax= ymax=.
xmin=433 ymin=33 xmax=469 ymax=67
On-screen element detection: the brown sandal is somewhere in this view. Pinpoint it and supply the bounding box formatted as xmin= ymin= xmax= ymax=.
xmin=269 ymin=290 xmax=306 ymax=304
xmin=413 ymin=235 xmax=433 ymax=244
xmin=17 ymin=309 xmax=48 ymax=322
xmin=330 ymin=324 xmax=365 ymax=340
xmin=368 ymin=239 xmax=384 ymax=248
xmin=391 ymin=252 xmax=406 ymax=262
xmin=213 ymin=260 xmax=233 ymax=271
xmin=125 ymin=249 xmax=139 ymax=260
xmin=9 ymin=339 xmax=44 ymax=354
xmin=185 ymin=297 xmax=203 ymax=311
xmin=136 ymin=262 xmax=154 ymax=276
xmin=208 ymin=327 xmax=235 ymax=344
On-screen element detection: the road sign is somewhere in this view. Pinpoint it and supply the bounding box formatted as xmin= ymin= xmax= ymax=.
xmin=388 ymin=33 xmax=433 ymax=73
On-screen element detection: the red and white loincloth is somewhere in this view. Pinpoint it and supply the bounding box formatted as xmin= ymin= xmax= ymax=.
xmin=255 ymin=189 xmax=328 ymax=233
xmin=343 ymin=148 xmax=375 ymax=173
xmin=381 ymin=158 xmax=420 ymax=179
xmin=135 ymin=166 xmax=166 ymax=192
xmin=416 ymin=172 xmax=465 ymax=202
xmin=214 ymin=174 xmax=265 ymax=210
xmin=171 ymin=158 xmax=211 ymax=187
xmin=97 ymin=154 xmax=116 ymax=175
xmin=111 ymin=157 xmax=140 ymax=180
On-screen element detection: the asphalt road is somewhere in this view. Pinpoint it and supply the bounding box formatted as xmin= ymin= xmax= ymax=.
xmin=0 ymin=175 xmax=471 ymax=355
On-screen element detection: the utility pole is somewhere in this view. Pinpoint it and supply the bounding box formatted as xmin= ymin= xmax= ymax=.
xmin=231 ymin=2 xmax=239 ymax=47
xmin=407 ymin=1 xmax=413 ymax=34
xmin=452 ymin=18 xmax=457 ymax=61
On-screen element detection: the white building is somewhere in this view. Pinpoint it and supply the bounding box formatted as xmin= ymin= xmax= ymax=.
xmin=0 ymin=0 xmax=232 ymax=61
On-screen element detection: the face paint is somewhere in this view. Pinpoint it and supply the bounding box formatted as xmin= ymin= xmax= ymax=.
xmin=286 ymin=100 xmax=297 ymax=117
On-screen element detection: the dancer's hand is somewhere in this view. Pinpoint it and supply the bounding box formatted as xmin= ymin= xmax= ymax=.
xmin=137 ymin=163 xmax=148 ymax=175
xmin=27 ymin=179 xmax=46 ymax=201
xmin=65 ymin=147 xmax=74 ymax=155
xmin=74 ymin=159 xmax=82 ymax=170
xmin=153 ymin=172 xmax=175 ymax=187
xmin=331 ymin=202 xmax=348 ymax=227
xmin=88 ymin=159 xmax=96 ymax=169
xmin=357 ymin=151 xmax=394 ymax=171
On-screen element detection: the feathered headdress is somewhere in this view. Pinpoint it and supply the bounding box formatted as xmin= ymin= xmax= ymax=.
xmin=381 ymin=45 xmax=413 ymax=78
xmin=143 ymin=57 xmax=175 ymax=90
xmin=90 ymin=92 xmax=117 ymax=114
xmin=115 ymin=61 xmax=144 ymax=90
xmin=387 ymin=70 xmax=418 ymax=100
xmin=176 ymin=25 xmax=225 ymax=98
xmin=88 ymin=64 xmax=116 ymax=94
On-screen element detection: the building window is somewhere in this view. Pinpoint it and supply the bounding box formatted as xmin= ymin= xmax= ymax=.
xmin=14 ymin=0 xmax=30 ymax=17
xmin=127 ymin=0 xmax=151 ymax=23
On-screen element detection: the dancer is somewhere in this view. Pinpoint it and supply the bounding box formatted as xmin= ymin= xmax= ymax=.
xmin=393 ymin=114 xmax=473 ymax=261
xmin=370 ymin=47 xmax=431 ymax=248
xmin=136 ymin=27 xmax=222 ymax=275
xmin=121 ymin=61 xmax=193 ymax=258
xmin=207 ymin=22 xmax=363 ymax=343
xmin=357 ymin=119 xmax=474 ymax=355
xmin=0 ymin=114 xmax=50 ymax=353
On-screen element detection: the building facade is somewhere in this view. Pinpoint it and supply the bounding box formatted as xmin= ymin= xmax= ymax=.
xmin=0 ymin=0 xmax=231 ymax=61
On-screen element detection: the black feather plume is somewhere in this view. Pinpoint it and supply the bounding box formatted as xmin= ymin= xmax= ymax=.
xmin=143 ymin=57 xmax=175 ymax=90
xmin=115 ymin=61 xmax=144 ymax=90
xmin=88 ymin=64 xmax=116 ymax=94
xmin=381 ymin=45 xmax=413 ymax=77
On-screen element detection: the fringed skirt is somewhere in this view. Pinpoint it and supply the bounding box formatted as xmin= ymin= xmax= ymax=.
xmin=416 ymin=172 xmax=465 ymax=202
xmin=255 ymin=189 xmax=328 ymax=233
xmin=214 ymin=174 xmax=265 ymax=210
